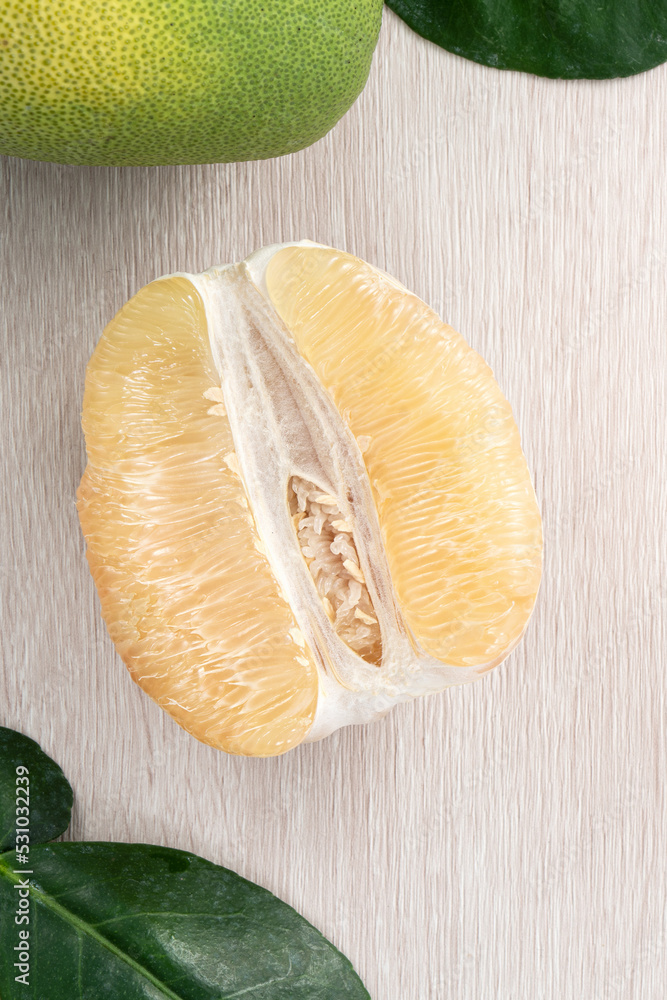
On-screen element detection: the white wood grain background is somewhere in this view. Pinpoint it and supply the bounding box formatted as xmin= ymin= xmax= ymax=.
xmin=2 ymin=9 xmax=667 ymax=998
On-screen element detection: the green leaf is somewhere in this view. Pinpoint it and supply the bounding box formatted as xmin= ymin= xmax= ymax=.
xmin=386 ymin=0 xmax=667 ymax=78
xmin=0 ymin=727 xmax=73 ymax=852
xmin=0 ymin=843 xmax=370 ymax=999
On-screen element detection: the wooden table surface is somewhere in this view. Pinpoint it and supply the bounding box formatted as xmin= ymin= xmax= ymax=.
xmin=2 ymin=10 xmax=667 ymax=999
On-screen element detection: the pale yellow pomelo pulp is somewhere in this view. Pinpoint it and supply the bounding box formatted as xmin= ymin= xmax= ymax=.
xmin=78 ymin=244 xmax=543 ymax=755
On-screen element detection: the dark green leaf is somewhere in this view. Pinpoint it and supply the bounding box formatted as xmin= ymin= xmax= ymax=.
xmin=0 ymin=843 xmax=370 ymax=999
xmin=0 ymin=727 xmax=73 ymax=852
xmin=386 ymin=0 xmax=667 ymax=78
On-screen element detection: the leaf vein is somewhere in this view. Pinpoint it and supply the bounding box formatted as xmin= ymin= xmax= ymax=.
xmin=221 ymin=958 xmax=295 ymax=998
xmin=93 ymin=910 xmax=244 ymax=927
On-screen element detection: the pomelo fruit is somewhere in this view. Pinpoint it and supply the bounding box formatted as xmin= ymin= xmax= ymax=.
xmin=0 ymin=1 xmax=383 ymax=166
xmin=77 ymin=243 xmax=543 ymax=756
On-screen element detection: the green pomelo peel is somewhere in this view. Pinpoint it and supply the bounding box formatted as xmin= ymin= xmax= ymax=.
xmin=0 ymin=0 xmax=383 ymax=166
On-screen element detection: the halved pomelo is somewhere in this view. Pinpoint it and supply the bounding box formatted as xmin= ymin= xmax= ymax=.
xmin=77 ymin=243 xmax=542 ymax=756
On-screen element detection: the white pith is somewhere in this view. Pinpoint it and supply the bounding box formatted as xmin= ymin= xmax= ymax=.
xmin=178 ymin=243 xmax=495 ymax=742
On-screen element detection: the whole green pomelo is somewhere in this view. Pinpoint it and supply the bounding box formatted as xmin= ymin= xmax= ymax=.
xmin=0 ymin=0 xmax=383 ymax=166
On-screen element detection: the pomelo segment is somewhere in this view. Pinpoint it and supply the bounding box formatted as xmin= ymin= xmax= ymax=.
xmin=77 ymin=277 xmax=318 ymax=756
xmin=265 ymin=247 xmax=542 ymax=668
xmin=78 ymin=244 xmax=542 ymax=755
